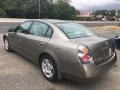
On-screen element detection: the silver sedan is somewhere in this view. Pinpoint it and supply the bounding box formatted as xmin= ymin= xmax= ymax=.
xmin=3 ymin=20 xmax=117 ymax=82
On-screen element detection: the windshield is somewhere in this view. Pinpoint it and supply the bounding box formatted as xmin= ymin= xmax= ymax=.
xmin=56 ymin=23 xmax=94 ymax=39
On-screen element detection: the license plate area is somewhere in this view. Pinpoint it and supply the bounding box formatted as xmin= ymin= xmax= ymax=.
xmin=102 ymin=48 xmax=112 ymax=58
xmin=103 ymin=49 xmax=109 ymax=57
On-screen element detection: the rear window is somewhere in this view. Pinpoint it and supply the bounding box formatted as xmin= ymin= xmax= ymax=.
xmin=56 ymin=23 xmax=94 ymax=39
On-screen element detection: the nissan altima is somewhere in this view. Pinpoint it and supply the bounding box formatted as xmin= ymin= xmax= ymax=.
xmin=3 ymin=20 xmax=117 ymax=82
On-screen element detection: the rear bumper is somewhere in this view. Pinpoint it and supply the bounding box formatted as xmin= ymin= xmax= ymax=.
xmin=114 ymin=37 xmax=120 ymax=49
xmin=82 ymin=52 xmax=117 ymax=78
xmin=64 ymin=52 xmax=117 ymax=80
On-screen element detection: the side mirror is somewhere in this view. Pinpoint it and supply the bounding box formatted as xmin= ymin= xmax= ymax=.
xmin=8 ymin=27 xmax=15 ymax=32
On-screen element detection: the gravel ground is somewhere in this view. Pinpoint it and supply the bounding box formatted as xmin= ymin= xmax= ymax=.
xmin=0 ymin=27 xmax=120 ymax=90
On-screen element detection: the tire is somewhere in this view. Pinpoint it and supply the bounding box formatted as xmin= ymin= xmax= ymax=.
xmin=4 ymin=37 xmax=12 ymax=52
xmin=40 ymin=55 xmax=58 ymax=82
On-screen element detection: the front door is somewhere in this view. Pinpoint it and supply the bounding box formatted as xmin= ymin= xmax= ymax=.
xmin=9 ymin=21 xmax=32 ymax=55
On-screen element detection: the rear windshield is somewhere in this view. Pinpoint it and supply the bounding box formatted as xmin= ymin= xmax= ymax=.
xmin=56 ymin=23 xmax=94 ymax=39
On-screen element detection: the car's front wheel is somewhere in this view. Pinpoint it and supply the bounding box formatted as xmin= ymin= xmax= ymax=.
xmin=4 ymin=38 xmax=12 ymax=52
xmin=40 ymin=55 xmax=58 ymax=82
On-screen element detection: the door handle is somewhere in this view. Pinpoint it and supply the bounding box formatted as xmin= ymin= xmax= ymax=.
xmin=39 ymin=42 xmax=45 ymax=46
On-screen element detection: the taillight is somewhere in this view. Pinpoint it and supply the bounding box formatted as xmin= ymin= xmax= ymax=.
xmin=77 ymin=46 xmax=94 ymax=64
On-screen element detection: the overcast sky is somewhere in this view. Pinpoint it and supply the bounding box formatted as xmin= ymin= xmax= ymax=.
xmin=70 ymin=0 xmax=120 ymax=11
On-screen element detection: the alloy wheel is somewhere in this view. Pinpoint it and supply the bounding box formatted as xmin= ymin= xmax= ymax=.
xmin=42 ymin=59 xmax=54 ymax=78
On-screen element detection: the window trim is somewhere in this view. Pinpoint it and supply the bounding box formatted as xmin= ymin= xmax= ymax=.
xmin=44 ymin=27 xmax=53 ymax=38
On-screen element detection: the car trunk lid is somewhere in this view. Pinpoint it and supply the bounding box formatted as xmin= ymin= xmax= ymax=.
xmin=71 ymin=35 xmax=115 ymax=65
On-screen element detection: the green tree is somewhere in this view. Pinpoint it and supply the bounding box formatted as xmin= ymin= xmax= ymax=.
xmin=0 ymin=0 xmax=76 ymax=20
xmin=49 ymin=1 xmax=76 ymax=20
xmin=94 ymin=10 xmax=108 ymax=16
xmin=0 ymin=0 xmax=37 ymax=18
xmin=109 ymin=10 xmax=116 ymax=16
xmin=117 ymin=10 xmax=120 ymax=18
xmin=0 ymin=8 xmax=7 ymax=17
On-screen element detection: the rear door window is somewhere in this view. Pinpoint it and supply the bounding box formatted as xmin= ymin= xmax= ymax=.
xmin=30 ymin=21 xmax=49 ymax=37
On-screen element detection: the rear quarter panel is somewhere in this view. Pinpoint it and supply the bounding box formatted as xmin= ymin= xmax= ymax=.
xmin=45 ymin=38 xmax=84 ymax=75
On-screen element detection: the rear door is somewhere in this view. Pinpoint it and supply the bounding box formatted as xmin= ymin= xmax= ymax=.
xmin=23 ymin=21 xmax=53 ymax=63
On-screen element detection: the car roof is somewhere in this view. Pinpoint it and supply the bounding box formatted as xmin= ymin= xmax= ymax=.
xmin=42 ymin=19 xmax=65 ymax=23
xmin=28 ymin=19 xmax=73 ymax=24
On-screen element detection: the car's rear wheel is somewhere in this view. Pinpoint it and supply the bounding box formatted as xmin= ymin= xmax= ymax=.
xmin=4 ymin=38 xmax=12 ymax=52
xmin=40 ymin=55 xmax=58 ymax=82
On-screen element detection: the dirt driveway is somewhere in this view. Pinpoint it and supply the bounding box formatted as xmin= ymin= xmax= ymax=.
xmin=0 ymin=26 xmax=120 ymax=90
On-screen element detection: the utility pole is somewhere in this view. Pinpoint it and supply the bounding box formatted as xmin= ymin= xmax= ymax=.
xmin=38 ymin=0 xmax=41 ymax=18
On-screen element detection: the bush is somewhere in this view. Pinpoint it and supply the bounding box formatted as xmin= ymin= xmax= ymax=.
xmin=0 ymin=8 xmax=7 ymax=17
